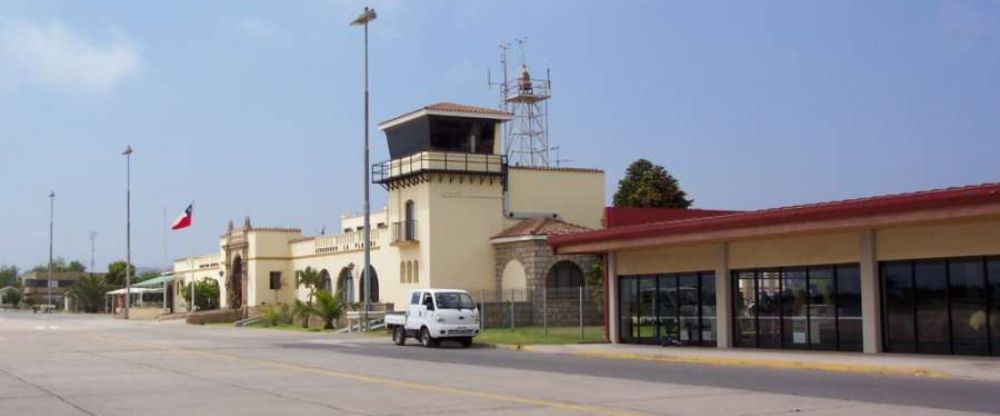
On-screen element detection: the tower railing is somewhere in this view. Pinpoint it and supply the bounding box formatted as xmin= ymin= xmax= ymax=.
xmin=372 ymin=151 xmax=507 ymax=184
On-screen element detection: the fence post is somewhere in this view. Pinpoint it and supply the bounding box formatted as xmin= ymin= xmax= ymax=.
xmin=479 ymin=289 xmax=485 ymax=329
xmin=543 ymin=286 xmax=548 ymax=336
xmin=579 ymin=286 xmax=585 ymax=341
xmin=509 ymin=289 xmax=515 ymax=331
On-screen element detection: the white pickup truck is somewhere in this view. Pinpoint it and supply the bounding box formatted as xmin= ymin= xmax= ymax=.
xmin=385 ymin=289 xmax=481 ymax=348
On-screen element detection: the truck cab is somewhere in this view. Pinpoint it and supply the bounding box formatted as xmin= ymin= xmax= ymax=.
xmin=385 ymin=289 xmax=481 ymax=348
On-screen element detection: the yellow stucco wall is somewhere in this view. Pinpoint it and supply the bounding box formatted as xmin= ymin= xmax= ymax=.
xmin=616 ymin=243 xmax=717 ymax=275
xmin=876 ymin=218 xmax=1000 ymax=261
xmin=729 ymin=231 xmax=860 ymax=269
xmin=427 ymin=178 xmax=505 ymax=292
xmin=507 ymin=167 xmax=605 ymax=229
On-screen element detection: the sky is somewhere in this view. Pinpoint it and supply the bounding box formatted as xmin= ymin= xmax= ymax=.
xmin=1 ymin=0 xmax=998 ymax=272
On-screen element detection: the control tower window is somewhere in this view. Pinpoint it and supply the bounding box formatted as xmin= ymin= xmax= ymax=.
xmin=429 ymin=116 xmax=495 ymax=155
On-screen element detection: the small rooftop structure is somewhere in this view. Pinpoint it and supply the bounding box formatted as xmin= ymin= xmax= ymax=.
xmin=492 ymin=217 xmax=591 ymax=242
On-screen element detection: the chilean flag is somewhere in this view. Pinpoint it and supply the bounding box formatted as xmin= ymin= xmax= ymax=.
xmin=171 ymin=203 xmax=193 ymax=230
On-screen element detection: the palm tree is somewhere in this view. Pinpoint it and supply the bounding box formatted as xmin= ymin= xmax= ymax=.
xmin=306 ymin=290 xmax=345 ymax=330
xmin=67 ymin=274 xmax=109 ymax=313
xmin=291 ymin=299 xmax=313 ymax=329
xmin=295 ymin=267 xmax=324 ymax=303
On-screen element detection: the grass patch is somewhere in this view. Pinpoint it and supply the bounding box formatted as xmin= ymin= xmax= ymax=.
xmin=476 ymin=326 xmax=605 ymax=346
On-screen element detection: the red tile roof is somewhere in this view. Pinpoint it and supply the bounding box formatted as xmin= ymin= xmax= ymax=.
xmin=493 ymin=217 xmax=592 ymax=240
xmin=380 ymin=102 xmax=513 ymax=128
xmin=424 ymin=102 xmax=512 ymax=117
xmin=550 ymin=182 xmax=1000 ymax=251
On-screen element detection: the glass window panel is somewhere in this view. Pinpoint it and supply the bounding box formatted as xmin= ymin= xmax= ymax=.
xmin=657 ymin=276 xmax=679 ymax=345
xmin=700 ymin=273 xmax=717 ymax=346
xmin=733 ymin=271 xmax=756 ymax=347
xmin=987 ymin=259 xmax=1000 ymax=356
xmin=781 ymin=269 xmax=809 ymax=349
xmin=882 ymin=262 xmax=916 ymax=353
xmin=808 ymin=267 xmax=838 ymax=351
xmin=949 ymin=259 xmax=988 ymax=356
xmin=835 ymin=265 xmax=863 ymax=352
xmin=637 ymin=277 xmax=657 ymax=343
xmin=618 ymin=277 xmax=637 ymax=343
xmin=757 ymin=270 xmax=782 ymax=348
xmin=678 ymin=274 xmax=700 ymax=345
xmin=915 ymin=260 xmax=949 ymax=354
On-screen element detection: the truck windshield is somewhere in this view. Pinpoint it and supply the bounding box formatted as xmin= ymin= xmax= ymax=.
xmin=434 ymin=292 xmax=476 ymax=310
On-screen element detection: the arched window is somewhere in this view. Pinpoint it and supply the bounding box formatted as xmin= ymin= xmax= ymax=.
xmin=406 ymin=261 xmax=413 ymax=283
xmin=399 ymin=262 xmax=406 ymax=283
xmin=337 ymin=267 xmax=354 ymax=303
xmin=412 ymin=260 xmax=419 ymax=283
xmin=546 ymin=261 xmax=584 ymax=289
xmin=404 ymin=200 xmax=415 ymax=240
xmin=359 ymin=266 xmax=379 ymax=303
xmin=319 ymin=269 xmax=332 ymax=292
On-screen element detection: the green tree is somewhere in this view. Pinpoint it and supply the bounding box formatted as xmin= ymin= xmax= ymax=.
xmin=612 ymin=159 xmax=693 ymax=208
xmin=291 ymin=299 xmax=313 ymax=329
xmin=179 ymin=278 xmax=220 ymax=311
xmin=295 ymin=267 xmax=324 ymax=303
xmin=0 ymin=265 xmax=18 ymax=287
xmin=67 ymin=275 xmax=109 ymax=313
xmin=30 ymin=258 xmax=87 ymax=273
xmin=305 ymin=290 xmax=345 ymax=330
xmin=104 ymin=261 xmax=137 ymax=288
xmin=2 ymin=287 xmax=22 ymax=307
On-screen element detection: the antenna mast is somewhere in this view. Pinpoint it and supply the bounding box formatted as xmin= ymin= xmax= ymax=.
xmin=489 ymin=38 xmax=552 ymax=167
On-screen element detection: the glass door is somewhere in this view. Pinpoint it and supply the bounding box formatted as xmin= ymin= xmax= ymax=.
xmin=657 ymin=276 xmax=679 ymax=344
xmin=678 ymin=274 xmax=700 ymax=345
xmin=637 ymin=277 xmax=657 ymax=343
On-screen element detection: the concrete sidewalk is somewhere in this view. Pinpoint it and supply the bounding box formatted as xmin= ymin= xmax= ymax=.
xmin=520 ymin=343 xmax=1000 ymax=382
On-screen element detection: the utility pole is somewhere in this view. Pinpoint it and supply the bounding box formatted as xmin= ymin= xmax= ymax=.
xmin=351 ymin=6 xmax=376 ymax=332
xmin=48 ymin=191 xmax=54 ymax=308
xmin=122 ymin=145 xmax=133 ymax=319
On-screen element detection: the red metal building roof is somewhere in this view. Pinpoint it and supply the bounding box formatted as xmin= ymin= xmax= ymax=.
xmin=550 ymin=182 xmax=1000 ymax=251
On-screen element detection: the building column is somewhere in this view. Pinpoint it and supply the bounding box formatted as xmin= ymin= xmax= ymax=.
xmin=860 ymin=229 xmax=883 ymax=354
xmin=715 ymin=241 xmax=733 ymax=348
xmin=607 ymin=251 xmax=620 ymax=344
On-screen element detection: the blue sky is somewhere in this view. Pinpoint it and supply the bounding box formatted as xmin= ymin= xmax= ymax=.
xmin=1 ymin=0 xmax=998 ymax=271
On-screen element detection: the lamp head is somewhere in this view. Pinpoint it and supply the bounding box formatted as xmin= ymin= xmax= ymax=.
xmin=350 ymin=7 xmax=376 ymax=26
xmin=122 ymin=145 xmax=133 ymax=156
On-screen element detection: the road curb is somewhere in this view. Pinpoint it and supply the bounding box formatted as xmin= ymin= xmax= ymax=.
xmin=567 ymin=350 xmax=951 ymax=378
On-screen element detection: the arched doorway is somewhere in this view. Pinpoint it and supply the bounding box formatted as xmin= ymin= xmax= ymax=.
xmin=546 ymin=261 xmax=584 ymax=289
xmin=319 ymin=269 xmax=332 ymax=293
xmin=358 ymin=266 xmax=379 ymax=303
xmin=337 ymin=267 xmax=355 ymax=304
xmin=230 ymin=256 xmax=244 ymax=309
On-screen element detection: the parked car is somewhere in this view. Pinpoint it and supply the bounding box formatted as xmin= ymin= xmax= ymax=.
xmin=385 ymin=289 xmax=481 ymax=348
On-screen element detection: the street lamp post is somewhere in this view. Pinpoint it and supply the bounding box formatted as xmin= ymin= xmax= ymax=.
xmin=122 ymin=145 xmax=133 ymax=319
xmin=351 ymin=6 xmax=376 ymax=331
xmin=48 ymin=191 xmax=54 ymax=308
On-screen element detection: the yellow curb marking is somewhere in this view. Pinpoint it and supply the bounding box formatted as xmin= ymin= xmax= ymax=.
xmin=91 ymin=335 xmax=646 ymax=416
xmin=571 ymin=351 xmax=950 ymax=378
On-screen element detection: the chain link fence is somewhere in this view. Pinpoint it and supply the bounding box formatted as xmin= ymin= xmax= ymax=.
xmin=473 ymin=286 xmax=604 ymax=339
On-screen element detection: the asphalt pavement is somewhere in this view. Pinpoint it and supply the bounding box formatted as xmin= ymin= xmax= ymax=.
xmin=1 ymin=311 xmax=998 ymax=416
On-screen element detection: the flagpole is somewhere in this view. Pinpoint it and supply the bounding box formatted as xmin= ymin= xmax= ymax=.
xmin=190 ymin=202 xmax=196 ymax=313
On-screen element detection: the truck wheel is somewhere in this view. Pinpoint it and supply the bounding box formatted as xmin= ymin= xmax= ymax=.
xmin=420 ymin=327 xmax=436 ymax=348
xmin=393 ymin=326 xmax=406 ymax=346
xmin=460 ymin=337 xmax=473 ymax=348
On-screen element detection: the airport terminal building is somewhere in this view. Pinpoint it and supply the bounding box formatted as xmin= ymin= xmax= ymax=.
xmin=550 ymin=184 xmax=1000 ymax=356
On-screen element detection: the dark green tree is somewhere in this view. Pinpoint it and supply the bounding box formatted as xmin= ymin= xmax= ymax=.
xmin=612 ymin=159 xmax=693 ymax=208
xmin=29 ymin=258 xmax=86 ymax=273
xmin=2 ymin=287 xmax=22 ymax=307
xmin=179 ymin=278 xmax=220 ymax=311
xmin=67 ymin=275 xmax=109 ymax=313
xmin=104 ymin=261 xmax=136 ymax=288
xmin=0 ymin=265 xmax=18 ymax=287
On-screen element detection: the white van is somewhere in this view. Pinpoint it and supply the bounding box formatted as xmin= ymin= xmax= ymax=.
xmin=384 ymin=289 xmax=481 ymax=348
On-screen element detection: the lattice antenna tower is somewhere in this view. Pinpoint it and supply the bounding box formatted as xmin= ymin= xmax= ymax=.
xmin=488 ymin=38 xmax=551 ymax=167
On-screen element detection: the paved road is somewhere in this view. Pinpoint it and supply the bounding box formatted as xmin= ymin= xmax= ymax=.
xmin=1 ymin=312 xmax=997 ymax=416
